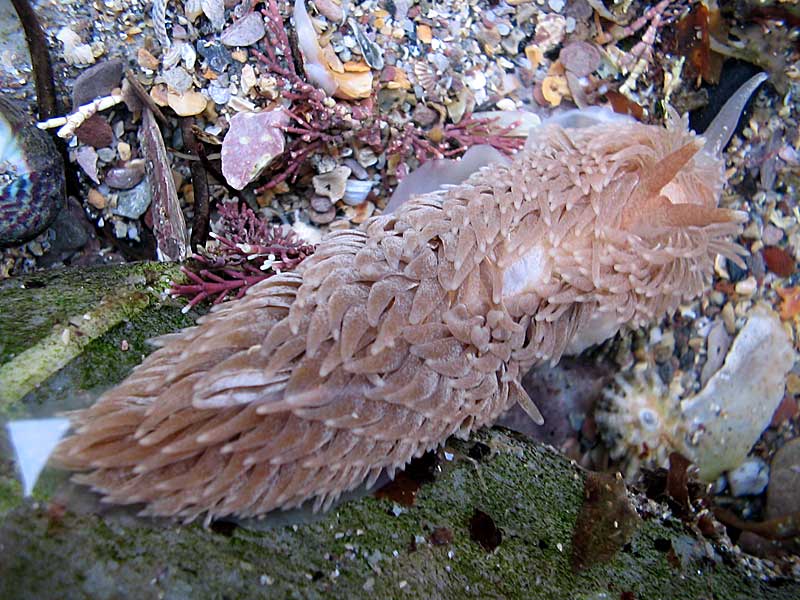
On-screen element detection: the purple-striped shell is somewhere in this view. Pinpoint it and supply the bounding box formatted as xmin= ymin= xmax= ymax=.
xmin=0 ymin=98 xmax=65 ymax=245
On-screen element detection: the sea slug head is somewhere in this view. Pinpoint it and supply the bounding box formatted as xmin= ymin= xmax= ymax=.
xmin=558 ymin=73 xmax=766 ymax=354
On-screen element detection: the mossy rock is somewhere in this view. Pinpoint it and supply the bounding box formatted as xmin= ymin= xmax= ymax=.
xmin=0 ymin=263 xmax=797 ymax=599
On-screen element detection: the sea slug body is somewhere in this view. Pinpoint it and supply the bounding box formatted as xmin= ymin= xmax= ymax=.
xmin=55 ymin=75 xmax=766 ymax=523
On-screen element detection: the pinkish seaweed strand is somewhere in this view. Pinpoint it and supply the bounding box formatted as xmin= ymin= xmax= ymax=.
xmin=170 ymin=203 xmax=315 ymax=309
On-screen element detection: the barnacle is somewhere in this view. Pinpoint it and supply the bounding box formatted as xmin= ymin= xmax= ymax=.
xmin=595 ymin=366 xmax=684 ymax=478
xmin=54 ymin=75 xmax=766 ymax=522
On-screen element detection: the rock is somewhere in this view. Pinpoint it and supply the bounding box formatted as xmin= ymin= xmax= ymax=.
xmin=310 ymin=196 xmax=333 ymax=212
xmin=74 ymin=145 xmax=100 ymax=184
xmin=313 ymin=166 xmax=351 ymax=201
xmin=162 ymin=66 xmax=193 ymax=93
xmin=104 ymin=161 xmax=146 ymax=190
xmin=728 ymin=459 xmax=770 ymax=497
xmin=221 ymin=109 xmax=288 ymax=190
xmin=38 ymin=198 xmax=92 ymax=267
xmin=220 ymin=12 xmax=266 ymax=47
xmin=113 ymin=181 xmax=151 ymax=219
xmin=196 ymin=40 xmax=232 ymax=73
xmin=767 ymin=438 xmax=800 ymax=519
xmin=75 ymin=114 xmax=114 ymax=148
xmin=71 ymin=59 xmax=125 ymax=107
xmin=680 ymin=305 xmax=796 ymax=480
xmin=87 ymin=188 xmax=107 ymax=209
xmin=0 ymin=263 xmax=798 ymax=599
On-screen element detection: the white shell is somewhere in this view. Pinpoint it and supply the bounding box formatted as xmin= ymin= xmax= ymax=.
xmin=342 ymin=178 xmax=374 ymax=206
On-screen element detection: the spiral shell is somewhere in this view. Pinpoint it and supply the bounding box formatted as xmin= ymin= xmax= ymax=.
xmin=0 ymin=98 xmax=66 ymax=245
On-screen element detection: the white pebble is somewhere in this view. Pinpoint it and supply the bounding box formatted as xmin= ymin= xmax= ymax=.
xmin=727 ymin=459 xmax=769 ymax=497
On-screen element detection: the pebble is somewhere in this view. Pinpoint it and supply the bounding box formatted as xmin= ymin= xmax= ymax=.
xmin=221 ymin=109 xmax=288 ymax=190
xmin=310 ymin=196 xmax=333 ymax=213
xmin=763 ymin=224 xmax=784 ymax=246
xmin=721 ymin=302 xmax=736 ymax=334
xmin=767 ymin=438 xmax=800 ymax=519
xmin=734 ymin=276 xmax=757 ymax=297
xmin=727 ymin=458 xmax=770 ymax=497
xmin=75 ymin=114 xmax=114 ymax=149
xmin=196 ymin=40 xmax=232 ymax=74
xmin=87 ymin=188 xmax=108 ymax=210
xmin=105 ymin=161 xmax=146 ymax=190
xmin=313 ymin=166 xmax=351 ymax=201
xmin=75 ymin=145 xmax=100 ymax=184
xmin=162 ymin=66 xmax=194 ymax=94
xmin=342 ymin=179 xmax=374 ymax=206
xmin=113 ymin=181 xmax=151 ymax=219
xmin=71 ymin=59 xmax=124 ymax=107
xmin=314 ymin=0 xmax=344 ymax=22
xmin=308 ymin=206 xmax=337 ymax=224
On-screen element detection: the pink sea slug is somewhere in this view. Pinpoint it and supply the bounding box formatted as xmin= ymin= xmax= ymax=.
xmin=55 ymin=74 xmax=767 ymax=522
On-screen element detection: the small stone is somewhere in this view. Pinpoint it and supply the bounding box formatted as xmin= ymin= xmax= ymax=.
xmin=167 ymin=90 xmax=208 ymax=116
xmin=87 ymin=188 xmax=107 ymax=209
xmin=417 ymin=24 xmax=432 ymax=44
xmin=355 ymin=146 xmax=377 ymax=168
xmin=221 ymin=109 xmax=288 ymax=190
xmin=308 ymin=206 xmax=337 ymax=224
xmin=71 ymin=59 xmax=125 ymax=107
xmin=96 ymin=147 xmax=116 ymax=163
xmin=310 ymin=196 xmax=333 ymax=213
xmin=342 ymin=179 xmax=374 ymax=205
xmin=75 ymin=114 xmax=114 ymax=148
xmin=196 ymin=40 xmax=232 ymax=74
xmin=220 ymin=12 xmax=266 ymax=47
xmin=767 ymin=438 xmax=800 ymax=520
xmin=150 ymin=84 xmax=169 ymax=107
xmin=105 ymin=161 xmax=146 ymax=190
xmin=313 ymin=166 xmax=351 ymax=201
xmin=162 ymin=66 xmax=193 ymax=93
xmin=534 ymin=13 xmax=566 ymax=52
xmin=721 ymin=302 xmax=736 ymax=334
xmin=137 ymin=47 xmax=160 ymax=70
xmin=118 ymin=142 xmax=131 ymax=162
xmin=113 ymin=219 xmax=128 ymax=238
xmin=559 ymin=41 xmax=601 ymax=77
xmin=75 ymin=145 xmax=100 ymax=184
xmin=762 ymin=224 xmax=784 ymax=246
xmin=734 ymin=276 xmax=757 ymax=297
xmin=201 ymin=0 xmax=225 ymax=30
xmin=113 ymin=181 xmax=152 ymax=219
xmin=727 ymin=459 xmax=769 ymax=497
xmin=524 ymin=45 xmax=544 ymax=69
xmin=208 ymin=80 xmax=231 ymax=105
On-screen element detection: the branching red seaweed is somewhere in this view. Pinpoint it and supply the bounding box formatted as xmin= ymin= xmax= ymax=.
xmin=170 ymin=202 xmax=315 ymax=310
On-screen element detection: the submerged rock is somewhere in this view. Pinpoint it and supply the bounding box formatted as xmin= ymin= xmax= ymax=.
xmin=680 ymin=305 xmax=795 ymax=480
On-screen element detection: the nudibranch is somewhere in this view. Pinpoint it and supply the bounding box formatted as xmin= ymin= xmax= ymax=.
xmin=55 ymin=74 xmax=766 ymax=522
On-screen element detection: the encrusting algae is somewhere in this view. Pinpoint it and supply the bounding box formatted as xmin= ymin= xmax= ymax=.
xmin=54 ymin=74 xmax=767 ymax=523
